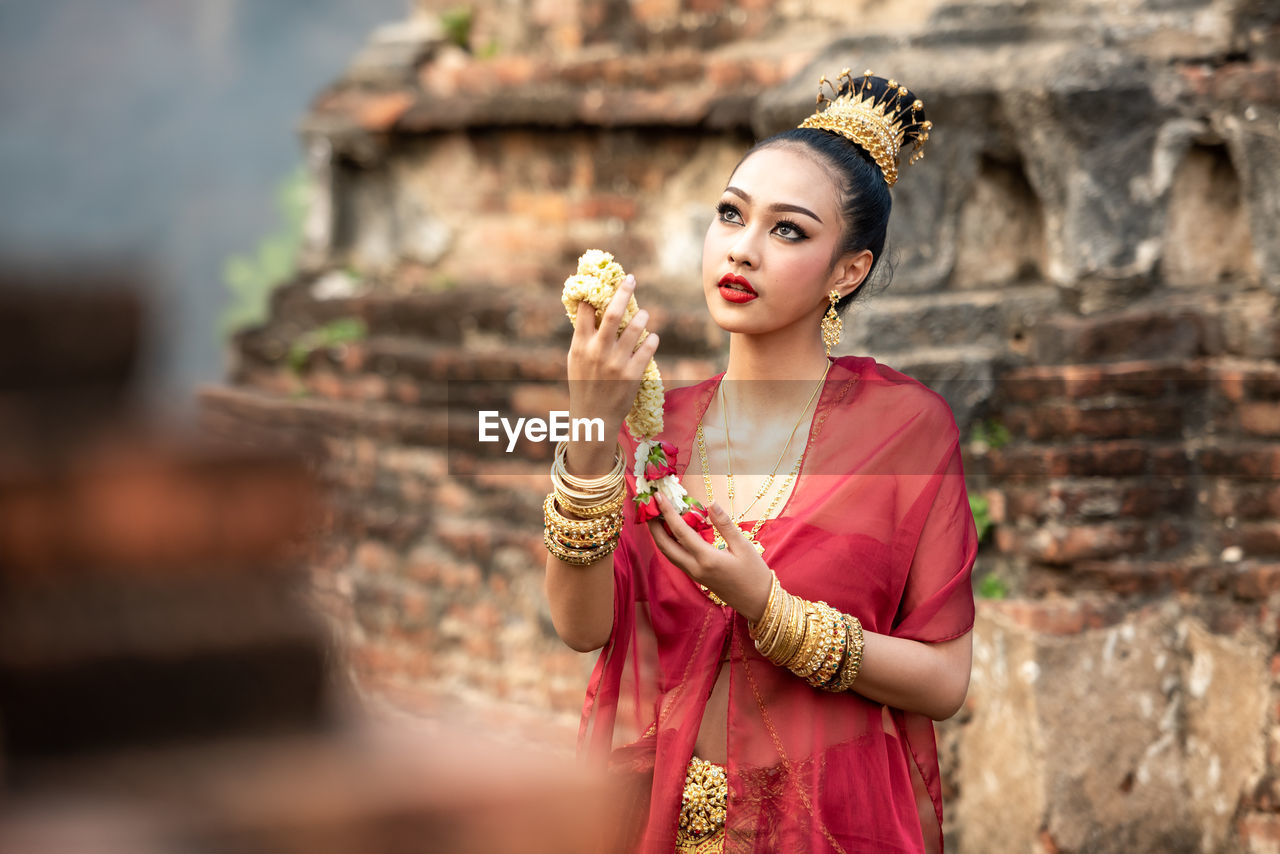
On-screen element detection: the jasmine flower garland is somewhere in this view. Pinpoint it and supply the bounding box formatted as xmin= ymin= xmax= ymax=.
xmin=562 ymin=250 xmax=710 ymax=533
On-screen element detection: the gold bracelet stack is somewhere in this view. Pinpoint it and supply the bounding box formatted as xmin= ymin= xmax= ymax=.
xmin=748 ymin=572 xmax=865 ymax=692
xmin=544 ymin=441 xmax=626 ymax=566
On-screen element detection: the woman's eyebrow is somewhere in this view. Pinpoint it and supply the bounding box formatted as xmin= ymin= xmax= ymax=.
xmin=724 ymin=186 xmax=823 ymax=224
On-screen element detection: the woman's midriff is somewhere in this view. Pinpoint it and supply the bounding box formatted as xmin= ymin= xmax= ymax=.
xmin=693 ymin=657 xmax=732 ymax=765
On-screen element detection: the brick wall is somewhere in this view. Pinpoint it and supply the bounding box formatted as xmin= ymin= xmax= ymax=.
xmin=204 ymin=0 xmax=1280 ymax=849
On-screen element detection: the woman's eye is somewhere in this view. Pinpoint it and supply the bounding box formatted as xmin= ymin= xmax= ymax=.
xmin=716 ymin=202 xmax=742 ymax=224
xmin=775 ymin=220 xmax=807 ymax=240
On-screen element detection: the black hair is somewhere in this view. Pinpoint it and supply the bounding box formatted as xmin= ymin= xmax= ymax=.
xmin=736 ymin=74 xmax=928 ymax=314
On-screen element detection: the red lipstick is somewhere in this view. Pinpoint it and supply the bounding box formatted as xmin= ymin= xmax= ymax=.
xmin=718 ymin=273 xmax=757 ymax=304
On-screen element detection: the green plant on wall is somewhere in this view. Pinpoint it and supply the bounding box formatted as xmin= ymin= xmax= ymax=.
xmin=440 ymin=5 xmax=472 ymax=50
xmin=968 ymin=493 xmax=1008 ymax=599
xmin=221 ymin=165 xmax=308 ymax=335
xmin=976 ymin=572 xmax=1008 ymax=600
xmin=288 ymin=317 xmax=368 ymax=375
xmin=970 ymin=494 xmax=992 ymax=543
xmin=969 ymin=417 xmax=1011 ymax=451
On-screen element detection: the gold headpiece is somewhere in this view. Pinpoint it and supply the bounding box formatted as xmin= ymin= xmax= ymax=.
xmin=797 ymin=68 xmax=931 ymax=187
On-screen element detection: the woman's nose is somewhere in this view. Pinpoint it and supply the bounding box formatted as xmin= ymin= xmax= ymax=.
xmin=727 ymin=231 xmax=759 ymax=268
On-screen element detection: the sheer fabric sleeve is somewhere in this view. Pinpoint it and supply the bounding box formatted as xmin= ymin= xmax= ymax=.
xmin=577 ymin=423 xmax=637 ymax=754
xmin=891 ymin=401 xmax=978 ymax=643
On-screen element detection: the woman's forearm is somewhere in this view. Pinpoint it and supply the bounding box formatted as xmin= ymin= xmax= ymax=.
xmin=544 ymin=432 xmax=624 ymax=652
xmin=851 ymin=629 xmax=973 ymax=721
xmin=545 ymin=550 xmax=615 ymax=653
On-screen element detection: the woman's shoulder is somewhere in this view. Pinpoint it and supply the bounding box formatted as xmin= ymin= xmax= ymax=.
xmin=661 ymin=372 xmax=723 ymax=414
xmin=834 ymin=354 xmax=960 ymax=439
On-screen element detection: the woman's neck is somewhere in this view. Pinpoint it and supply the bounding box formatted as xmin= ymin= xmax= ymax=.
xmin=723 ymin=326 xmax=830 ymax=379
xmin=720 ymin=329 xmax=832 ymax=417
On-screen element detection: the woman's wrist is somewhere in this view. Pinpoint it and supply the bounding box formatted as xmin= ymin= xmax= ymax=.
xmin=564 ymin=436 xmax=621 ymax=478
xmin=562 ymin=411 xmax=623 ymax=475
xmin=742 ymin=566 xmax=775 ymax=624
xmin=747 ymin=575 xmax=864 ymax=693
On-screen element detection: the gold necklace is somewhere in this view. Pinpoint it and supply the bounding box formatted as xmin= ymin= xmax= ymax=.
xmin=719 ymin=364 xmax=828 ymax=524
xmin=695 ymin=361 xmax=831 ymax=557
xmin=696 ymin=427 xmax=803 ymax=558
xmin=719 ymin=380 xmax=771 ymax=523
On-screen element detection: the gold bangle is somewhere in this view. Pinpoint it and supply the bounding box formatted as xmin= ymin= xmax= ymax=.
xmin=833 ymin=616 xmax=864 ymax=692
xmin=756 ymin=586 xmax=795 ymax=662
xmin=776 ymin=591 xmax=805 ymax=665
xmin=557 ymin=480 xmax=623 ymax=505
xmin=543 ymin=528 xmax=619 ymax=565
xmin=545 ymin=529 xmax=620 ymax=554
xmin=806 ymin=604 xmax=845 ymax=687
xmin=547 ymin=524 xmax=622 ymax=550
xmin=555 ymin=487 xmax=625 ymax=519
xmin=551 ymin=470 xmax=624 ymax=503
xmin=793 ymin=603 xmax=834 ymax=679
xmin=782 ymin=601 xmax=820 ymax=672
xmin=550 ymin=481 xmax=623 ymax=512
xmin=545 ymin=517 xmax=619 ymax=542
xmin=758 ymin=585 xmax=787 ymax=653
xmin=553 ymin=441 xmax=625 ymax=493
xmin=825 ymin=615 xmax=854 ymax=692
xmin=544 ymin=493 xmax=622 ymax=534
xmin=780 ymin=601 xmax=812 ymax=671
xmin=745 ymin=571 xmax=867 ymax=692
xmin=748 ymin=571 xmax=781 ymax=639
xmin=817 ymin=615 xmax=852 ymax=692
xmin=752 ymin=583 xmax=783 ymax=660
xmin=554 ymin=530 xmax=621 ymax=549
xmin=543 ymin=495 xmax=623 ymax=557
xmin=554 ymin=439 xmax=624 ymax=482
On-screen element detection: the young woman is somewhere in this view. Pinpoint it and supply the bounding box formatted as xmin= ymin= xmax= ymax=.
xmin=544 ymin=69 xmax=976 ymax=854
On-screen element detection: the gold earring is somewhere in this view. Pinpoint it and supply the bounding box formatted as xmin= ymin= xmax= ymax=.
xmin=821 ymin=289 xmax=842 ymax=355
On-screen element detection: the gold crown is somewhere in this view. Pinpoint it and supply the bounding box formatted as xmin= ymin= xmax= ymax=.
xmin=797 ymin=68 xmax=931 ymax=187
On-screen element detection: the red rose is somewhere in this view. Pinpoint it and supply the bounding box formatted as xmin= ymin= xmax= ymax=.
xmin=645 ymin=460 xmax=676 ymax=481
xmin=658 ymin=441 xmax=679 ymax=467
xmin=635 ymin=493 xmax=661 ymax=522
xmin=681 ymin=506 xmax=709 ymax=531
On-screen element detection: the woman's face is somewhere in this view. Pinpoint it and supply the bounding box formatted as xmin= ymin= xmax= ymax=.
xmin=701 ymin=144 xmax=850 ymax=338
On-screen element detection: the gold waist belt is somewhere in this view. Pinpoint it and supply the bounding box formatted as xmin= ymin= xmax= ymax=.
xmin=675 ymin=756 xmax=726 ymax=854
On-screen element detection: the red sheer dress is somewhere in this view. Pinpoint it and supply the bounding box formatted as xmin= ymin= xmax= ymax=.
xmin=578 ymin=354 xmax=978 ymax=853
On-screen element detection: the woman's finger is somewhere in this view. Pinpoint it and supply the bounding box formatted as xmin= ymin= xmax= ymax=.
xmin=626 ymin=331 xmax=660 ymax=373
xmin=594 ymin=275 xmax=636 ymax=343
xmin=647 ymin=515 xmax=692 ymax=569
xmin=573 ymin=298 xmax=599 ymax=338
xmin=655 ymin=493 xmax=711 ymax=555
xmin=615 ymin=308 xmax=649 ymax=358
xmin=705 ymin=502 xmax=752 ymax=557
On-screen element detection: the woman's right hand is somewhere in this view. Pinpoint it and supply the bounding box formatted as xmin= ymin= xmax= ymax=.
xmin=565 ymin=273 xmax=659 ymax=476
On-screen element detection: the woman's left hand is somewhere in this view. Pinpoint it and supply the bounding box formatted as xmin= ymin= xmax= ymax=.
xmin=648 ymin=494 xmax=774 ymax=622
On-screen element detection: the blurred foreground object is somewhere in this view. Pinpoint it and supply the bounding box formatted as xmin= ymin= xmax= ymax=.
xmin=0 ymin=265 xmax=612 ymax=853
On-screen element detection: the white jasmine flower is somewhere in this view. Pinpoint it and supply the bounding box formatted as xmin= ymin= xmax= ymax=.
xmin=562 ymin=249 xmax=664 ymax=440
xmin=657 ymin=474 xmax=688 ymax=509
